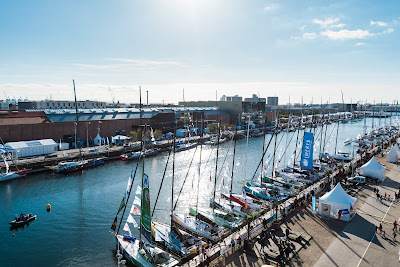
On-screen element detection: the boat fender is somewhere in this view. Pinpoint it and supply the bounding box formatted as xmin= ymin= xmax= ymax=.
xmin=46 ymin=203 xmax=51 ymax=212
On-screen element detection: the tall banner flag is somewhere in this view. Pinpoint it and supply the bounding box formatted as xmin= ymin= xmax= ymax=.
xmin=141 ymin=174 xmax=152 ymax=243
xmin=312 ymin=196 xmax=316 ymax=212
xmin=300 ymin=132 xmax=314 ymax=169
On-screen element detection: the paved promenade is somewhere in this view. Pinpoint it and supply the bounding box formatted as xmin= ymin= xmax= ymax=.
xmin=222 ymin=149 xmax=400 ymax=267
xmin=314 ymin=157 xmax=400 ymax=267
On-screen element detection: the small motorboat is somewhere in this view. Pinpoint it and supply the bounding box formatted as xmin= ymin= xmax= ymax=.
xmin=9 ymin=213 xmax=37 ymax=227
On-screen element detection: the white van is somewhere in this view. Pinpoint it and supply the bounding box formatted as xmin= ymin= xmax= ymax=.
xmin=347 ymin=175 xmax=366 ymax=184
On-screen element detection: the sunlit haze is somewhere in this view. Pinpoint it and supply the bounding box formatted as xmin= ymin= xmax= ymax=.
xmin=1 ymin=0 xmax=399 ymax=104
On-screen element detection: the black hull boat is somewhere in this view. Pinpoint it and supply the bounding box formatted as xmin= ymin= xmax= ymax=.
xmin=9 ymin=215 xmax=37 ymax=227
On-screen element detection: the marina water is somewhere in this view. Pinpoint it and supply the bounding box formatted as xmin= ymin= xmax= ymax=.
xmin=0 ymin=118 xmax=388 ymax=266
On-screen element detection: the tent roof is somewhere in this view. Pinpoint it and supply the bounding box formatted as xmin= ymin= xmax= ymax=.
xmin=93 ymin=133 xmax=102 ymax=140
xmin=112 ymin=135 xmax=128 ymax=140
xmin=5 ymin=139 xmax=56 ymax=149
xmin=360 ymin=156 xmax=385 ymax=171
xmin=388 ymin=147 xmax=398 ymax=155
xmin=320 ymin=183 xmax=357 ymax=206
xmin=393 ymin=144 xmax=400 ymax=153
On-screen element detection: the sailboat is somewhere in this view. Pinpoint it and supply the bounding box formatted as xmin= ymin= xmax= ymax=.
xmin=46 ymin=80 xmax=88 ymax=173
xmin=176 ymin=90 xmax=198 ymax=152
xmin=0 ymin=155 xmax=27 ymax=182
xmin=150 ymin=123 xmax=203 ymax=260
xmin=171 ymin=120 xmax=228 ymax=242
xmin=115 ymin=174 xmax=178 ymax=266
xmin=113 ymin=89 xmax=179 ymax=266
xmin=114 ymin=149 xmax=178 ymax=266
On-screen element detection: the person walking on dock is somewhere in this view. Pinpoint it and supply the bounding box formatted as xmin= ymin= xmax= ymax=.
xmin=379 ymin=223 xmax=383 ymax=234
xmin=394 ymin=220 xmax=398 ymax=231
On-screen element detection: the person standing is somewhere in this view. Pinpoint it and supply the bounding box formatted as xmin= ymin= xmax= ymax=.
xmin=379 ymin=223 xmax=383 ymax=234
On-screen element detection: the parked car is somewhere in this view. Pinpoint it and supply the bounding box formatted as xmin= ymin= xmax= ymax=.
xmin=347 ymin=175 xmax=366 ymax=184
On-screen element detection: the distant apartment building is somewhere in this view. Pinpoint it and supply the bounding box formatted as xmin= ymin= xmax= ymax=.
xmin=220 ymin=95 xmax=243 ymax=102
xmin=179 ymin=100 xmax=240 ymax=123
xmin=242 ymin=94 xmax=266 ymax=113
xmin=18 ymin=100 xmax=107 ymax=110
xmin=267 ymin=97 xmax=278 ymax=106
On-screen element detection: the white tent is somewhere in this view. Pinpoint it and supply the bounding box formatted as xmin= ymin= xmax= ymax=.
xmin=111 ymin=135 xmax=129 ymax=144
xmin=5 ymin=139 xmax=57 ymax=158
xmin=359 ymin=156 xmax=386 ymax=181
xmin=318 ymin=183 xmax=357 ymax=222
xmin=387 ymin=146 xmax=398 ymax=163
xmin=93 ymin=133 xmax=102 ymax=146
xmin=393 ymin=144 xmax=400 ymax=158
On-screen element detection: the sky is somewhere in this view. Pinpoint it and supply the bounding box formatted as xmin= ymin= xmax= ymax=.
xmin=0 ymin=0 xmax=399 ymax=105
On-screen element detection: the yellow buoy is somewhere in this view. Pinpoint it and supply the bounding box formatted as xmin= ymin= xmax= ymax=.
xmin=46 ymin=203 xmax=51 ymax=212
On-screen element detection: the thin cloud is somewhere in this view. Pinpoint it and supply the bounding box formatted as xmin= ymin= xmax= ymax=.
xmin=382 ymin=28 xmax=395 ymax=34
xmin=106 ymin=58 xmax=186 ymax=67
xmin=313 ymin=18 xmax=344 ymax=28
xmin=263 ymin=4 xmax=279 ymax=12
xmin=355 ymin=42 xmax=366 ymax=46
xmin=299 ymin=25 xmax=306 ymax=31
xmin=303 ymin=32 xmax=317 ymax=39
xmin=74 ymin=63 xmax=127 ymax=70
xmin=320 ymin=29 xmax=375 ymax=40
xmin=370 ymin=20 xmax=387 ymax=26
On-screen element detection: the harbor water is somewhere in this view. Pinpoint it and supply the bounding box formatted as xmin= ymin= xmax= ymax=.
xmin=0 ymin=118 xmax=392 ymax=266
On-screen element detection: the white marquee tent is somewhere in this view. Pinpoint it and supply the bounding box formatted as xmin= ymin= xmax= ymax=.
xmin=359 ymin=156 xmax=386 ymax=181
xmin=393 ymin=144 xmax=400 ymax=157
xmin=111 ymin=135 xmax=129 ymax=144
xmin=5 ymin=139 xmax=58 ymax=158
xmin=318 ymin=183 xmax=357 ymax=222
xmin=387 ymin=146 xmax=398 ymax=163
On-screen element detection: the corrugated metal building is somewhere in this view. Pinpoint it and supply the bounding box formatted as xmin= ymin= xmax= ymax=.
xmin=0 ymin=107 xmax=230 ymax=143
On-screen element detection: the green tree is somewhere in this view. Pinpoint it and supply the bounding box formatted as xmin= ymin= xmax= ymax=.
xmin=154 ymin=129 xmax=163 ymax=140
xmin=208 ymin=123 xmax=218 ymax=133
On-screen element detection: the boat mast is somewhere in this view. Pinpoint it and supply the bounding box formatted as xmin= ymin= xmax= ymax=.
xmin=195 ymin=117 xmax=204 ymax=216
xmin=73 ymin=80 xmax=81 ymax=157
xmin=212 ymin=120 xmax=221 ymax=212
xmin=139 ymin=86 xmax=143 ymax=151
xmin=0 ymin=137 xmax=20 ymax=172
xmin=285 ymin=96 xmax=290 ymax=168
xmin=372 ymin=100 xmax=375 ymax=132
xmin=171 ymin=121 xmax=177 ymax=227
xmin=363 ymin=100 xmax=367 ymax=136
xmin=390 ymin=100 xmax=393 ymax=136
xmin=293 ymin=97 xmax=302 ymax=169
xmin=334 ymin=91 xmax=343 ymax=155
xmin=139 ymin=124 xmax=146 ymax=243
xmin=323 ymin=98 xmax=330 ymax=152
xmin=319 ymin=97 xmax=325 ymax=160
xmin=379 ymin=101 xmax=382 ymax=129
xmin=230 ymin=121 xmax=238 ymax=204
xmin=261 ymin=114 xmax=267 ymax=183
xmin=271 ymin=112 xmax=279 ymax=177
xmin=244 ymin=116 xmax=251 ymax=179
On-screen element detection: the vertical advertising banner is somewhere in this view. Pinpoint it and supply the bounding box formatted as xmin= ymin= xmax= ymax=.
xmin=141 ymin=174 xmax=152 ymax=243
xmin=301 ymin=132 xmax=314 ymax=169
xmin=312 ymin=196 xmax=316 ymax=212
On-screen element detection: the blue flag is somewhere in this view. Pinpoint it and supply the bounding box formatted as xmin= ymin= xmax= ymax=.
xmin=301 ymin=132 xmax=314 ymax=169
